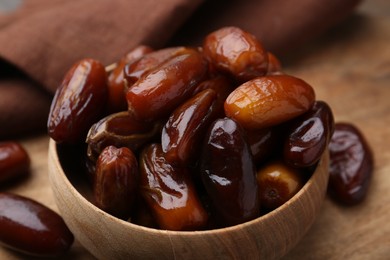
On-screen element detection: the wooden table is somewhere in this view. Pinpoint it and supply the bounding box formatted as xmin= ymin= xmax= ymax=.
xmin=1 ymin=0 xmax=389 ymax=259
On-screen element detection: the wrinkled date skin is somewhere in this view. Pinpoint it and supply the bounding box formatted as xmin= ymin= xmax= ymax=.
xmin=284 ymin=101 xmax=334 ymax=168
xmin=0 ymin=142 xmax=30 ymax=184
xmin=328 ymin=123 xmax=374 ymax=205
xmin=94 ymin=146 xmax=138 ymax=219
xmin=256 ymin=161 xmax=304 ymax=210
xmin=107 ymin=45 xmax=153 ymax=113
xmin=0 ymin=192 xmax=74 ymax=257
xmin=126 ymin=48 xmax=208 ymax=122
xmin=86 ymin=111 xmax=161 ymax=162
xmin=48 ymin=58 xmax=108 ymax=144
xmin=139 ymin=144 xmax=208 ymax=231
xmin=161 ymin=89 xmax=219 ymax=165
xmin=203 ymin=26 xmax=268 ymax=82
xmin=224 ymin=75 xmax=315 ymax=130
xmin=124 ymin=47 xmax=186 ymax=86
xmin=200 ymin=118 xmax=259 ymax=227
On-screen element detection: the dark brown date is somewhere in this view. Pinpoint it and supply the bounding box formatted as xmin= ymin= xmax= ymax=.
xmin=139 ymin=144 xmax=208 ymax=231
xmin=203 ymin=26 xmax=268 ymax=82
xmin=161 ymin=89 xmax=219 ymax=165
xmin=245 ymin=127 xmax=281 ymax=164
xmin=107 ymin=45 xmax=153 ymax=113
xmin=328 ymin=123 xmax=374 ymax=205
xmin=283 ymin=101 xmax=334 ymax=168
xmin=200 ymin=118 xmax=259 ymax=227
xmin=94 ymin=146 xmax=138 ymax=219
xmin=256 ymin=161 xmax=304 ymax=210
xmin=126 ymin=48 xmax=208 ymax=122
xmin=48 ymin=58 xmax=108 ymax=144
xmin=0 ymin=142 xmax=30 ymax=184
xmin=86 ymin=111 xmax=161 ymax=162
xmin=0 ymin=192 xmax=74 ymax=257
xmin=124 ymin=47 xmax=186 ymax=86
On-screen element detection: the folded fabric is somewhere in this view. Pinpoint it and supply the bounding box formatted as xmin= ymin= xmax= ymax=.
xmin=0 ymin=0 xmax=361 ymax=138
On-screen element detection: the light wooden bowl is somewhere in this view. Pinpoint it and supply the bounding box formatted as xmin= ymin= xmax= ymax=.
xmin=48 ymin=138 xmax=329 ymax=260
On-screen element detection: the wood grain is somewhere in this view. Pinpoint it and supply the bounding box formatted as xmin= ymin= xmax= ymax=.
xmin=0 ymin=1 xmax=389 ymax=259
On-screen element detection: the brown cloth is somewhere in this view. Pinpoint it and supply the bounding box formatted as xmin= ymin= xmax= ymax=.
xmin=0 ymin=0 xmax=361 ymax=138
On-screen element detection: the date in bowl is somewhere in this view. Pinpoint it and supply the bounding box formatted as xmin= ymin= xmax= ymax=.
xmin=48 ymin=139 xmax=329 ymax=260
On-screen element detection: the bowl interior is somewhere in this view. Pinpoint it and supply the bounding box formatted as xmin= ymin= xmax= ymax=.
xmin=48 ymin=139 xmax=329 ymax=260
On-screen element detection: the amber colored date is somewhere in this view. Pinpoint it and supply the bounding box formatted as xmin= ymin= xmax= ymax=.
xmin=48 ymin=58 xmax=108 ymax=144
xmin=224 ymin=75 xmax=315 ymax=130
xmin=200 ymin=118 xmax=259 ymax=227
xmin=0 ymin=142 xmax=30 ymax=184
xmin=328 ymin=123 xmax=374 ymax=205
xmin=107 ymin=45 xmax=153 ymax=113
xmin=126 ymin=48 xmax=208 ymax=122
xmin=139 ymin=144 xmax=208 ymax=231
xmin=256 ymin=161 xmax=304 ymax=210
xmin=283 ymin=101 xmax=334 ymax=168
xmin=161 ymin=89 xmax=219 ymax=165
xmin=124 ymin=47 xmax=186 ymax=86
xmin=94 ymin=146 xmax=138 ymax=219
xmin=0 ymin=192 xmax=74 ymax=257
xmin=203 ymin=26 xmax=268 ymax=82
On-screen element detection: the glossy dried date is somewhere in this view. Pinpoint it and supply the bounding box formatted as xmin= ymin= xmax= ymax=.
xmin=161 ymin=89 xmax=219 ymax=165
xmin=0 ymin=142 xmax=30 ymax=184
xmin=107 ymin=45 xmax=153 ymax=113
xmin=256 ymin=161 xmax=304 ymax=210
xmin=139 ymin=144 xmax=208 ymax=231
xmin=126 ymin=48 xmax=208 ymax=122
xmin=224 ymin=75 xmax=315 ymax=129
xmin=245 ymin=127 xmax=281 ymax=164
xmin=124 ymin=47 xmax=186 ymax=86
xmin=283 ymin=101 xmax=334 ymax=168
xmin=94 ymin=146 xmax=138 ymax=219
xmin=48 ymin=58 xmax=108 ymax=143
xmin=203 ymin=26 xmax=268 ymax=82
xmin=0 ymin=192 xmax=74 ymax=257
xmin=328 ymin=123 xmax=374 ymax=205
xmin=200 ymin=118 xmax=259 ymax=226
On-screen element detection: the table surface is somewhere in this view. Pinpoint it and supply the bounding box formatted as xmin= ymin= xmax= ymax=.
xmin=1 ymin=0 xmax=389 ymax=259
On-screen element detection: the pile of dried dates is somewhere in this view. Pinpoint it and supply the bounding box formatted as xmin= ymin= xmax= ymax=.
xmin=48 ymin=26 xmax=373 ymax=231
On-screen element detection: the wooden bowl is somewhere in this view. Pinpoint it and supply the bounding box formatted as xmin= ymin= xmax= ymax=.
xmin=48 ymin=138 xmax=329 ymax=260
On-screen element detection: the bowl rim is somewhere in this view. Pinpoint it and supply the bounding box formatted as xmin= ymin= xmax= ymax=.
xmin=49 ymin=138 xmax=328 ymax=237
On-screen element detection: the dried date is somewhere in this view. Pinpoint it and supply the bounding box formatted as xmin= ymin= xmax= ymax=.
xmin=48 ymin=59 xmax=108 ymax=144
xmin=283 ymin=101 xmax=334 ymax=168
xmin=203 ymin=26 xmax=268 ymax=82
xmin=328 ymin=123 xmax=373 ymax=205
xmin=94 ymin=146 xmax=138 ymax=219
xmin=139 ymin=144 xmax=208 ymax=231
xmin=200 ymin=117 xmax=259 ymax=227
xmin=161 ymin=89 xmax=219 ymax=165
xmin=0 ymin=142 xmax=30 ymax=184
xmin=224 ymin=75 xmax=315 ymax=130
xmin=126 ymin=48 xmax=208 ymax=122
xmin=0 ymin=192 xmax=74 ymax=257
